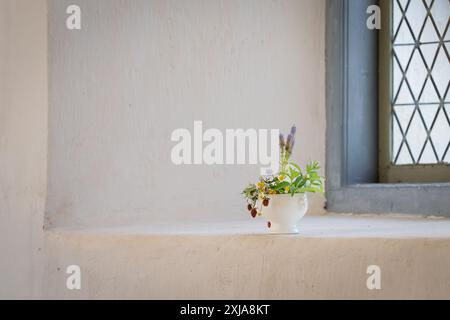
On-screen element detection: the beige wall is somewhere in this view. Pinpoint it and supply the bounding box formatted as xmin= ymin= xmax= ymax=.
xmin=43 ymin=230 xmax=450 ymax=300
xmin=0 ymin=0 xmax=47 ymax=299
xmin=1 ymin=0 xmax=450 ymax=300
xmin=0 ymin=0 xmax=326 ymax=299
xmin=47 ymin=0 xmax=326 ymax=228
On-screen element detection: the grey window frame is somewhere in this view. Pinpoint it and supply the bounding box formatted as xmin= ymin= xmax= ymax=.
xmin=325 ymin=0 xmax=450 ymax=216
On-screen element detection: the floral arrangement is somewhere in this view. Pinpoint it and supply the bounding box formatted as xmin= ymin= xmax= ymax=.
xmin=242 ymin=125 xmax=324 ymax=218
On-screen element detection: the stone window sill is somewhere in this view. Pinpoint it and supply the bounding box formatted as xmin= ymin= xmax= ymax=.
xmin=47 ymin=214 xmax=450 ymax=239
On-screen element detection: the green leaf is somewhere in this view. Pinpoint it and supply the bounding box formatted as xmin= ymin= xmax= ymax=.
xmin=273 ymin=181 xmax=290 ymax=190
xmin=289 ymin=162 xmax=302 ymax=173
xmin=289 ymin=167 xmax=299 ymax=180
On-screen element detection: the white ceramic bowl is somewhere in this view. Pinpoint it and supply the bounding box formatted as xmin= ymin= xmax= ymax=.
xmin=263 ymin=193 xmax=308 ymax=234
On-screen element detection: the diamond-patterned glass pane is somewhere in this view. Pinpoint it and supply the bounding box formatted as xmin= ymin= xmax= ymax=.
xmin=405 ymin=50 xmax=428 ymax=99
xmin=406 ymin=0 xmax=428 ymax=36
xmin=432 ymin=46 xmax=450 ymax=97
xmin=430 ymin=0 xmax=450 ymax=40
xmin=391 ymin=0 xmax=450 ymax=165
xmin=420 ymin=104 xmax=440 ymax=128
xmin=406 ymin=111 xmax=428 ymax=161
xmin=430 ymin=108 xmax=450 ymax=159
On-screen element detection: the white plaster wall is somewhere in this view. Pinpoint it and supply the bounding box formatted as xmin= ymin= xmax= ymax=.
xmin=0 ymin=0 xmax=47 ymax=299
xmin=47 ymin=0 xmax=326 ymax=228
xmin=1 ymin=1 xmax=449 ymax=301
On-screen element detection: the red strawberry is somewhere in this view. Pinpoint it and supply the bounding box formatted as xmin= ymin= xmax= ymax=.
xmin=263 ymin=199 xmax=269 ymax=207
xmin=247 ymin=204 xmax=252 ymax=211
xmin=251 ymin=209 xmax=257 ymax=218
xmin=267 ymin=221 xmax=272 ymax=228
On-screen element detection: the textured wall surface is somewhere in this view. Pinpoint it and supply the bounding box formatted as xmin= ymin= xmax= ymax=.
xmin=47 ymin=0 xmax=326 ymax=228
xmin=0 ymin=0 xmax=47 ymax=299
xmin=43 ymin=218 xmax=450 ymax=299
xmin=2 ymin=0 xmax=450 ymax=301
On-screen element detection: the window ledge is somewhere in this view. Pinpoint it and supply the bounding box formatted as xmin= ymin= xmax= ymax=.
xmin=46 ymin=214 xmax=450 ymax=239
xmin=43 ymin=214 xmax=450 ymax=299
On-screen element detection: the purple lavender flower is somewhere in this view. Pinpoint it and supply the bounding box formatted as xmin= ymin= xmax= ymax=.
xmin=286 ymin=134 xmax=293 ymax=153
xmin=279 ymin=133 xmax=285 ymax=150
xmin=285 ymin=125 xmax=297 ymax=154
xmin=290 ymin=125 xmax=297 ymax=136
xmin=288 ymin=136 xmax=295 ymax=153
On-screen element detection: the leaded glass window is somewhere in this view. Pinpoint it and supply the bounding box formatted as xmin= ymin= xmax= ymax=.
xmin=391 ymin=0 xmax=449 ymax=165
